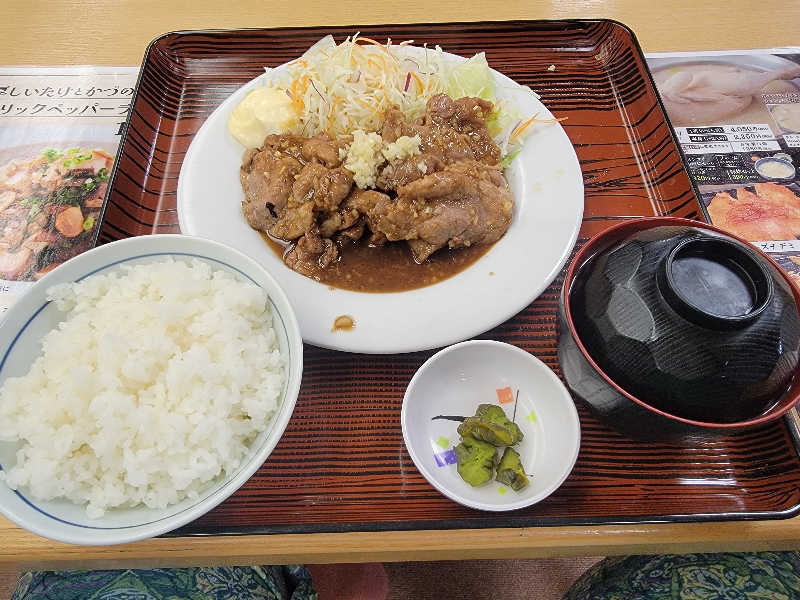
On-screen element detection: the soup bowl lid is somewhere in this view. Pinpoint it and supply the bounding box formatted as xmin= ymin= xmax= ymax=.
xmin=562 ymin=217 xmax=800 ymax=429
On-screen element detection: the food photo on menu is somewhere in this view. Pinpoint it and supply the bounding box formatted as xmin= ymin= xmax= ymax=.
xmin=648 ymin=50 xmax=800 ymax=260
xmin=0 ymin=136 xmax=114 ymax=281
xmin=0 ymin=67 xmax=136 ymax=312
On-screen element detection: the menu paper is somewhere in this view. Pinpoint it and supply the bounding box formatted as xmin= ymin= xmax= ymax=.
xmin=0 ymin=66 xmax=138 ymax=314
xmin=646 ymin=49 xmax=800 ymax=287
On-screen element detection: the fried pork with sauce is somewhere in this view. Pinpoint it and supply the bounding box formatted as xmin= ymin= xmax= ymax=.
xmin=238 ymin=94 xmax=512 ymax=280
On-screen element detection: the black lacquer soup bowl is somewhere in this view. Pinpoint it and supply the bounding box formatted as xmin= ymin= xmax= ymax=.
xmin=558 ymin=217 xmax=800 ymax=439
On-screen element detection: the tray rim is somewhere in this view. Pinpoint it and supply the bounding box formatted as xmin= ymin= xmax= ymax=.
xmin=167 ymin=503 xmax=800 ymax=538
xmin=100 ymin=19 xmax=800 ymax=533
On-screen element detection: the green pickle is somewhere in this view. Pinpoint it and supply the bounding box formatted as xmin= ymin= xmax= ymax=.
xmin=457 ymin=404 xmax=524 ymax=446
xmin=454 ymin=436 xmax=497 ymax=487
xmin=495 ymin=447 xmax=530 ymax=491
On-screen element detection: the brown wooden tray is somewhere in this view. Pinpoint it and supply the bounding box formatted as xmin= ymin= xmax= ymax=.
xmin=100 ymin=20 xmax=800 ymax=535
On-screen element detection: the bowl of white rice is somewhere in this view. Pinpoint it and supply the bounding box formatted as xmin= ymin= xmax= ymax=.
xmin=0 ymin=234 xmax=302 ymax=545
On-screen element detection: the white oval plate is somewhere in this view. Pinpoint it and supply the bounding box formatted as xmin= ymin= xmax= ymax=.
xmin=178 ymin=48 xmax=584 ymax=354
xmin=401 ymin=340 xmax=581 ymax=511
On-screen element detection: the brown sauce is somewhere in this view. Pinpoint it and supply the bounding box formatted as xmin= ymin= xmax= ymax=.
xmin=261 ymin=234 xmax=491 ymax=293
xmin=332 ymin=315 xmax=355 ymax=331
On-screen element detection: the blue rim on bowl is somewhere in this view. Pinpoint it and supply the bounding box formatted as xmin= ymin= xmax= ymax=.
xmin=0 ymin=234 xmax=303 ymax=545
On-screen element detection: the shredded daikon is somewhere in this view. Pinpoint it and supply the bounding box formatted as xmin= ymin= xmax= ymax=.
xmin=253 ymin=34 xmax=553 ymax=164
xmin=272 ymin=34 xmax=454 ymax=137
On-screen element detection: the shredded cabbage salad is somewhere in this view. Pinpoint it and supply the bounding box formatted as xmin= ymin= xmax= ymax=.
xmin=260 ymin=34 xmax=562 ymax=164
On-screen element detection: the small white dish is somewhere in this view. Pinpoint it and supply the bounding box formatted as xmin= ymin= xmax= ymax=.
xmin=401 ymin=340 xmax=580 ymax=511
xmin=177 ymin=46 xmax=583 ymax=354
xmin=0 ymin=234 xmax=303 ymax=545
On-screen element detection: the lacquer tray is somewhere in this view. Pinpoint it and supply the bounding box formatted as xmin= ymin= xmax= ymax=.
xmin=100 ymin=20 xmax=800 ymax=535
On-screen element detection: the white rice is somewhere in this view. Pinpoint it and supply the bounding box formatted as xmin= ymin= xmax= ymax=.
xmin=0 ymin=258 xmax=284 ymax=518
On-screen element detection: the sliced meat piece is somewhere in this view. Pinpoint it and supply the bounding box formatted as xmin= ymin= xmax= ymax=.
xmin=301 ymin=134 xmax=347 ymax=168
xmin=382 ymin=110 xmax=473 ymax=167
xmin=340 ymin=188 xmax=391 ymax=215
xmin=284 ymin=231 xmax=339 ymax=276
xmin=336 ymin=221 xmax=366 ymax=244
xmin=381 ymin=105 xmax=473 ymax=165
xmin=403 ymin=160 xmax=512 ymax=249
xmin=407 ymin=239 xmax=441 ymax=263
xmin=425 ymin=95 xmax=493 ymax=131
xmin=270 ymin=163 xmax=354 ymax=241
xmin=356 ymin=195 xmax=418 ymax=242
xmin=1 ymin=215 xmax=30 ymax=249
xmin=368 ymin=230 xmax=388 ymax=246
xmin=290 ymin=164 xmax=354 ymax=213
xmin=269 ymin=201 xmax=315 ymax=241
xmin=319 ymin=205 xmax=361 ymax=238
xmin=419 ymin=126 xmax=475 ymax=164
xmin=341 ymin=188 xmax=395 ymax=241
xmin=377 ymin=95 xmax=501 ymax=190
xmin=380 ymin=108 xmax=415 ymax=143
xmin=376 ymin=153 xmax=444 ymax=190
xmin=423 ymin=94 xmax=500 ymax=165
xmin=239 ymin=146 xmax=303 ymax=232
xmin=361 ymin=160 xmax=513 ymax=262
xmin=261 ymin=134 xmax=307 ymax=161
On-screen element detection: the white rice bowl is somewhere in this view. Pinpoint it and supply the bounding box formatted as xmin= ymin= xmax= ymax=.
xmin=0 ymin=234 xmax=302 ymax=545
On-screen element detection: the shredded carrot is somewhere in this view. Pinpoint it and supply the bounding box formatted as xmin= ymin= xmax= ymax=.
xmin=355 ymin=36 xmax=390 ymax=52
xmin=354 ymin=36 xmax=399 ymax=64
xmin=329 ymin=96 xmax=344 ymax=116
xmin=509 ymin=113 xmax=567 ymax=141
xmin=327 ymin=107 xmax=336 ymax=131
xmin=510 ymin=114 xmax=537 ymax=140
xmin=289 ymin=77 xmax=309 ymax=113
xmin=409 ymin=71 xmax=424 ymax=94
xmin=299 ymin=75 xmax=310 ymax=95
xmin=354 ymin=97 xmax=378 ymax=114
xmin=274 ymin=34 xmax=546 ymax=141
xmin=364 ymin=52 xmax=387 ymax=73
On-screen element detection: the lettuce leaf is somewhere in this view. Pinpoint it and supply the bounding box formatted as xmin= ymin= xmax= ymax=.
xmin=446 ymin=52 xmax=495 ymax=102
